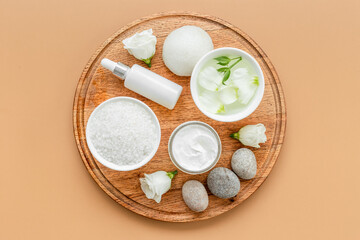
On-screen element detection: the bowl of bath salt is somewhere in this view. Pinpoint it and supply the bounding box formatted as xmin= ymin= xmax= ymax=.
xmin=86 ymin=97 xmax=161 ymax=171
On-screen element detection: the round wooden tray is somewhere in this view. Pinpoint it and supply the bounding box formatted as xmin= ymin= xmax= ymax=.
xmin=73 ymin=12 xmax=286 ymax=222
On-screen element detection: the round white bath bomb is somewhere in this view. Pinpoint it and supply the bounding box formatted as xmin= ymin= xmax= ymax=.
xmin=162 ymin=26 xmax=213 ymax=76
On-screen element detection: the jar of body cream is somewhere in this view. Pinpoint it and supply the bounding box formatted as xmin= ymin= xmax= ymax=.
xmin=168 ymin=121 xmax=221 ymax=174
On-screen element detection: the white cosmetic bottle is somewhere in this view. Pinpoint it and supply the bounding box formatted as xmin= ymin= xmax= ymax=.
xmin=101 ymin=58 xmax=182 ymax=110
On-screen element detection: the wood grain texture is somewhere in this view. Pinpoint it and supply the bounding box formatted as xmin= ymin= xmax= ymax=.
xmin=73 ymin=12 xmax=286 ymax=222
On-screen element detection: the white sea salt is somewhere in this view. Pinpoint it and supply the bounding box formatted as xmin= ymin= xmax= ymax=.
xmin=87 ymin=99 xmax=158 ymax=166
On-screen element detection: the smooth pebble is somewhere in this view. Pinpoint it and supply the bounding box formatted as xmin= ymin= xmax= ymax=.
xmin=231 ymin=148 xmax=257 ymax=180
xmin=182 ymin=180 xmax=209 ymax=212
xmin=207 ymin=167 xmax=240 ymax=199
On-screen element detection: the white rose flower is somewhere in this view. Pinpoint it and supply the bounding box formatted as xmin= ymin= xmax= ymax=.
xmin=122 ymin=29 xmax=157 ymax=67
xmin=139 ymin=170 xmax=177 ymax=203
xmin=230 ymin=123 xmax=267 ymax=148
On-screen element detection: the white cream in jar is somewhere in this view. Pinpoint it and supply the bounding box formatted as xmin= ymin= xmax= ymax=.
xmin=168 ymin=121 xmax=221 ymax=174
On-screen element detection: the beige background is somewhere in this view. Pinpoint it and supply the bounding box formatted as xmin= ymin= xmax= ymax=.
xmin=1 ymin=0 xmax=360 ymax=239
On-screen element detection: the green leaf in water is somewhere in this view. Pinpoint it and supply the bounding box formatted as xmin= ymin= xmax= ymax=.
xmin=214 ymin=56 xmax=243 ymax=85
xmin=217 ymin=67 xmax=229 ymax=73
xmin=214 ymin=56 xmax=231 ymax=66
xmin=222 ymin=69 xmax=231 ymax=84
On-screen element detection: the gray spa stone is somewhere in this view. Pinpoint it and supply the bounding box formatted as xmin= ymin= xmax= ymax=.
xmin=207 ymin=167 xmax=240 ymax=199
xmin=231 ymin=148 xmax=257 ymax=180
xmin=182 ymin=180 xmax=209 ymax=212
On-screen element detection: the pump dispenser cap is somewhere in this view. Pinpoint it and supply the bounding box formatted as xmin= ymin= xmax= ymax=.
xmin=101 ymin=58 xmax=130 ymax=80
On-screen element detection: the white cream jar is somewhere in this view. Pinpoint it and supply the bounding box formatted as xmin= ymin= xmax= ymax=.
xmin=168 ymin=121 xmax=221 ymax=174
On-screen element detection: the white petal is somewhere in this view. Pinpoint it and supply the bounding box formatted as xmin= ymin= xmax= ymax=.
xmin=218 ymin=86 xmax=238 ymax=105
xmin=230 ymin=69 xmax=258 ymax=105
xmin=123 ymin=29 xmax=157 ymax=60
xmin=232 ymin=68 xmax=249 ymax=80
xmin=139 ymin=171 xmax=173 ymax=203
xmin=153 ymin=194 xmax=162 ymax=203
xmin=234 ymin=81 xmax=258 ymax=105
xmin=140 ymin=175 xmax=155 ymax=199
xmin=239 ymin=124 xmax=267 ymax=148
xmin=198 ymin=66 xmax=222 ymax=91
xmin=150 ymin=171 xmax=171 ymax=196
xmin=199 ymin=90 xmax=224 ymax=113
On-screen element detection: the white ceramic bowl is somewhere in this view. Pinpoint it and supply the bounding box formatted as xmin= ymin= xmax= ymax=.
xmin=86 ymin=97 xmax=161 ymax=171
xmin=190 ymin=47 xmax=265 ymax=122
